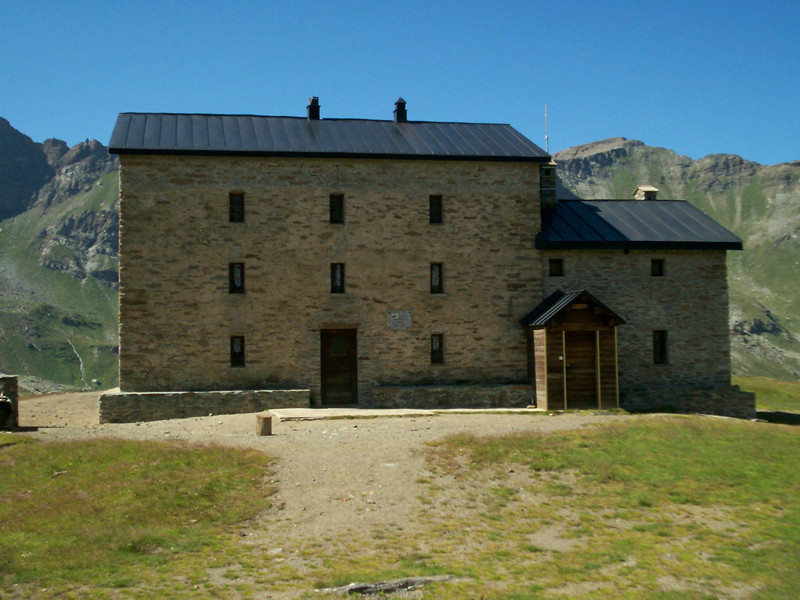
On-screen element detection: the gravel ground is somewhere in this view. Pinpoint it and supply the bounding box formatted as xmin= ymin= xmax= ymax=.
xmin=18 ymin=392 xmax=633 ymax=546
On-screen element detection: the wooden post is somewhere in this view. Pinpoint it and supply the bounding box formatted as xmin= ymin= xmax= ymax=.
xmin=596 ymin=330 xmax=602 ymax=409
xmin=255 ymin=411 xmax=273 ymax=436
xmin=562 ymin=330 xmax=567 ymax=410
xmin=542 ymin=329 xmax=548 ymax=410
xmin=614 ymin=328 xmax=620 ymax=409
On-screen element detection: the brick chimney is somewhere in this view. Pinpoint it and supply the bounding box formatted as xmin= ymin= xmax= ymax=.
xmin=307 ymin=97 xmax=320 ymax=120
xmin=393 ymin=97 xmax=407 ymax=123
xmin=633 ymin=185 xmax=658 ymax=200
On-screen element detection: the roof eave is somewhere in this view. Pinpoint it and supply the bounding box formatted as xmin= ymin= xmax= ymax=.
xmin=535 ymin=239 xmax=743 ymax=251
xmin=109 ymin=147 xmax=551 ymax=162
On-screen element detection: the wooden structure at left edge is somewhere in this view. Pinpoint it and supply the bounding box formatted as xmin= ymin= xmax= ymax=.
xmin=521 ymin=290 xmax=625 ymax=410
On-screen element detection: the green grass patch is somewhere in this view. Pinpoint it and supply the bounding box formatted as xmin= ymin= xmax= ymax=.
xmin=414 ymin=416 xmax=800 ymax=598
xmin=734 ymin=375 xmax=800 ymax=412
xmin=0 ymin=436 xmax=273 ymax=595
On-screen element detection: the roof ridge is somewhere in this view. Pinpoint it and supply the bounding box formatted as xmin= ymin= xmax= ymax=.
xmin=115 ymin=112 xmax=513 ymax=127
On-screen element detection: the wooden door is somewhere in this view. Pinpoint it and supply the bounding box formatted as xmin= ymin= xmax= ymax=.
xmin=321 ymin=329 xmax=358 ymax=405
xmin=564 ymin=330 xmax=597 ymax=408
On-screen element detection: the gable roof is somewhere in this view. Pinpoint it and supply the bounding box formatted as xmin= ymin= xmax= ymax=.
xmin=108 ymin=113 xmax=550 ymax=162
xmin=536 ymin=200 xmax=743 ymax=250
xmin=520 ymin=289 xmax=626 ymax=327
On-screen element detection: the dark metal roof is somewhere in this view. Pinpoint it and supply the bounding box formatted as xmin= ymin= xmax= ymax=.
xmin=536 ymin=200 xmax=743 ymax=250
xmin=108 ymin=113 xmax=550 ymax=162
xmin=520 ymin=289 xmax=626 ymax=327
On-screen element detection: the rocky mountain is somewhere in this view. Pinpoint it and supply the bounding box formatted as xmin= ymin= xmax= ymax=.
xmin=0 ymin=119 xmax=118 ymax=393
xmin=0 ymin=117 xmax=797 ymax=391
xmin=554 ymin=138 xmax=800 ymax=380
xmin=0 ymin=117 xmax=53 ymax=220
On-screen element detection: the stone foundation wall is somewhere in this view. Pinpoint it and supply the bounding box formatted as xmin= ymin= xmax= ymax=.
xmin=623 ymin=385 xmax=756 ymax=419
xmin=0 ymin=375 xmax=19 ymax=429
xmin=99 ymin=389 xmax=310 ymax=423
xmin=373 ymin=383 xmax=533 ymax=409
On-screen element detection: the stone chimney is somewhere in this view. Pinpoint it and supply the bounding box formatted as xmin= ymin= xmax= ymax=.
xmin=633 ymin=185 xmax=659 ymax=200
xmin=307 ymin=96 xmax=320 ymax=120
xmin=393 ymin=97 xmax=407 ymax=123
xmin=540 ymin=161 xmax=557 ymax=209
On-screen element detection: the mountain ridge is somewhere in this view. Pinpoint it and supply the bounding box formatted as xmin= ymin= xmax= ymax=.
xmin=0 ymin=118 xmax=797 ymax=390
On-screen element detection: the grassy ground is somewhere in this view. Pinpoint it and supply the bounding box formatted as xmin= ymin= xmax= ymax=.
xmin=2 ymin=414 xmax=799 ymax=598
xmin=310 ymin=416 xmax=800 ymax=599
xmin=0 ymin=435 xmax=274 ymax=598
xmin=734 ymin=374 xmax=800 ymax=413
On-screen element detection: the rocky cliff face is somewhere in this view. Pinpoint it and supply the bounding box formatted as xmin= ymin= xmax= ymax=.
xmin=554 ymin=138 xmax=800 ymax=380
xmin=32 ymin=138 xmax=119 ymax=285
xmin=0 ymin=118 xmax=53 ymax=220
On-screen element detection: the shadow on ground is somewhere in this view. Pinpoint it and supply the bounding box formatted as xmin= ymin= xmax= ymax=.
xmin=757 ymin=411 xmax=800 ymax=425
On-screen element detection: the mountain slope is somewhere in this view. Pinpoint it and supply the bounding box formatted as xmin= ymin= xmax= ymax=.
xmin=554 ymin=138 xmax=800 ymax=380
xmin=0 ymin=119 xmax=118 ymax=393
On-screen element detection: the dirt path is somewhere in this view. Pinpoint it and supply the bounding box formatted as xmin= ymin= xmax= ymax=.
xmin=16 ymin=392 xmax=633 ymax=573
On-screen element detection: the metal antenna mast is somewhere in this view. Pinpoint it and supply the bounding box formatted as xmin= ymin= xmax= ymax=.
xmin=544 ymin=104 xmax=549 ymax=154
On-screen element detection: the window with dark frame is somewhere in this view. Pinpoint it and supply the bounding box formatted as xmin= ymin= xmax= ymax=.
xmin=229 ymin=192 xmax=244 ymax=222
xmin=431 ymin=334 xmax=444 ymax=364
xmin=653 ymin=330 xmax=668 ymax=364
xmin=429 ymin=195 xmax=443 ymax=224
xmin=229 ymin=262 xmax=245 ymax=293
xmin=549 ymin=258 xmax=564 ymax=277
xmin=330 ymin=194 xmax=344 ymax=224
xmin=651 ymin=258 xmax=665 ymax=277
xmin=331 ymin=263 xmax=345 ymax=293
xmin=230 ymin=336 xmax=245 ymax=367
xmin=430 ymin=263 xmax=444 ymax=294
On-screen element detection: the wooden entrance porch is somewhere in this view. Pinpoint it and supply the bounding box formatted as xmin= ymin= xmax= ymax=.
xmin=521 ymin=290 xmax=625 ymax=410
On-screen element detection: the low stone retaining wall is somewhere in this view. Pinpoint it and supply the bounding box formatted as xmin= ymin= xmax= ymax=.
xmin=373 ymin=384 xmax=533 ymax=409
xmin=99 ymin=389 xmax=310 ymax=423
xmin=623 ymin=385 xmax=756 ymax=419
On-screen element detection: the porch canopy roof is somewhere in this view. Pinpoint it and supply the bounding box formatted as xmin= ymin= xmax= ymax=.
xmin=520 ymin=290 xmax=626 ymax=328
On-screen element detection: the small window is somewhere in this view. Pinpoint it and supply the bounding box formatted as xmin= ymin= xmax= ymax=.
xmin=653 ymin=330 xmax=668 ymax=364
xmin=549 ymin=258 xmax=564 ymax=277
xmin=651 ymin=259 xmax=665 ymax=277
xmin=430 ymin=263 xmax=444 ymax=294
xmin=330 ymin=194 xmax=344 ymax=224
xmin=230 ymin=336 xmax=245 ymax=367
xmin=229 ymin=263 xmax=245 ymax=293
xmin=429 ymin=195 xmax=443 ymax=224
xmin=431 ymin=334 xmax=444 ymax=364
xmin=331 ymin=263 xmax=345 ymax=293
xmin=229 ymin=193 xmax=244 ymax=222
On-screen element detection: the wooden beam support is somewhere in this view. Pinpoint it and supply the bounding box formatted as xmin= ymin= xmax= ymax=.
xmin=562 ymin=329 xmax=567 ymax=410
xmin=596 ymin=330 xmax=602 ymax=409
xmin=614 ymin=328 xmax=620 ymax=409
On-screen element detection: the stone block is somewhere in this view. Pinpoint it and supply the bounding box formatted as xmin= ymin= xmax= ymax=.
xmin=255 ymin=411 xmax=273 ymax=436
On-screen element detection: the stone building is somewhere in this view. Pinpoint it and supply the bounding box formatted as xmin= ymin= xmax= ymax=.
xmin=101 ymin=98 xmax=754 ymax=422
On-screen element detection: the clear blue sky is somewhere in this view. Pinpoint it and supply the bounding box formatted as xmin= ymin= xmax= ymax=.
xmin=1 ymin=0 xmax=797 ymax=164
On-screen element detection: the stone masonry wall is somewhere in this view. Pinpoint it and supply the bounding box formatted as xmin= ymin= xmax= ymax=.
xmin=542 ymin=249 xmax=734 ymax=407
xmin=373 ymin=383 xmax=532 ymax=409
xmin=118 ymin=155 xmax=542 ymax=405
xmin=99 ymin=389 xmax=309 ymax=423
